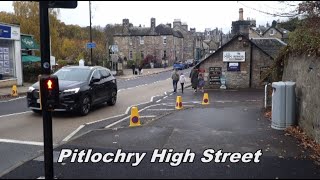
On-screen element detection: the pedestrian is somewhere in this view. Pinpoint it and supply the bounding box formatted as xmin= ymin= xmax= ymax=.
xmin=198 ymin=73 xmax=205 ymax=92
xmin=179 ymin=72 xmax=186 ymax=93
xmin=171 ymin=69 xmax=180 ymax=93
xmin=132 ymin=63 xmax=136 ymax=75
xmin=190 ymin=68 xmax=199 ymax=92
xmin=138 ymin=65 xmax=143 ymax=75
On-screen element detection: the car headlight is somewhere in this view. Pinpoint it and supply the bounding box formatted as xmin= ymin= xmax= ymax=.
xmin=28 ymin=86 xmax=35 ymax=92
xmin=63 ymin=87 xmax=80 ymax=94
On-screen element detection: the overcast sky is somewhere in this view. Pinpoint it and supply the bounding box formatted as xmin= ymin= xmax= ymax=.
xmin=0 ymin=1 xmax=300 ymax=33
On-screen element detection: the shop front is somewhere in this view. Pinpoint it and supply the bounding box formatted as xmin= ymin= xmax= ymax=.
xmin=0 ymin=22 xmax=22 ymax=87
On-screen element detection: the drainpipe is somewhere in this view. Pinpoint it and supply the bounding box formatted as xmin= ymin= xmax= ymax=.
xmin=249 ymin=41 xmax=253 ymax=88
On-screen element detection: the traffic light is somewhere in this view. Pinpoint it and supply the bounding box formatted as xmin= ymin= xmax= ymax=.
xmin=39 ymin=75 xmax=60 ymax=111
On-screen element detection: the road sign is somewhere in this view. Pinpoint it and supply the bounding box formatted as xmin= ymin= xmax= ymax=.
xmin=87 ymin=42 xmax=96 ymax=49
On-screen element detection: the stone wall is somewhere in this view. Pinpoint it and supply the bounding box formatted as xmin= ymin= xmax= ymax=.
xmin=282 ymin=55 xmax=320 ymax=142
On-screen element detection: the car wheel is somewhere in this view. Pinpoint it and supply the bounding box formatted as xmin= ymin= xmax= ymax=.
xmin=32 ymin=109 xmax=42 ymax=114
xmin=107 ymin=89 xmax=117 ymax=106
xmin=79 ymin=95 xmax=91 ymax=116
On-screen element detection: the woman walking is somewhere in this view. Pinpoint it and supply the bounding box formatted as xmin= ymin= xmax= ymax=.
xmin=190 ymin=68 xmax=199 ymax=92
xmin=179 ymin=72 xmax=186 ymax=93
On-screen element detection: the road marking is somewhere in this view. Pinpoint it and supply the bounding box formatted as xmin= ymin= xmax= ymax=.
xmin=156 ymin=99 xmax=161 ymax=103
xmin=163 ymin=96 xmax=168 ymax=99
xmin=86 ymin=114 xmax=126 ymax=125
xmin=62 ymin=125 xmax=85 ymax=142
xmin=0 ymin=96 xmax=27 ymax=103
xmin=105 ymin=116 xmax=130 ymax=128
xmin=140 ymin=115 xmax=156 ymax=118
xmin=0 ymin=111 xmax=32 ymax=118
xmin=0 ymin=138 xmax=43 ymax=146
xmin=147 ymin=109 xmax=174 ymax=111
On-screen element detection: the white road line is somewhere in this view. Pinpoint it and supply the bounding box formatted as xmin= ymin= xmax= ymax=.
xmin=147 ymin=109 xmax=174 ymax=111
xmin=156 ymin=99 xmax=161 ymax=103
xmin=164 ymin=92 xmax=167 ymax=95
xmin=86 ymin=114 xmax=126 ymax=125
xmin=105 ymin=116 xmax=130 ymax=128
xmin=62 ymin=125 xmax=85 ymax=142
xmin=140 ymin=115 xmax=156 ymax=118
xmin=0 ymin=138 xmax=43 ymax=146
xmin=0 ymin=96 xmax=27 ymax=103
xmin=163 ymin=96 xmax=168 ymax=99
xmin=0 ymin=111 xmax=32 ymax=118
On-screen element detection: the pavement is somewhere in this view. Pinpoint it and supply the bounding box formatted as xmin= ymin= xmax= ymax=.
xmin=0 ymin=67 xmax=173 ymax=98
xmin=3 ymin=87 xmax=320 ymax=179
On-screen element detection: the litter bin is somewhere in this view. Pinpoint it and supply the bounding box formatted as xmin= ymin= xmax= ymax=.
xmin=271 ymin=82 xmax=286 ymax=130
xmin=284 ymin=81 xmax=296 ymax=127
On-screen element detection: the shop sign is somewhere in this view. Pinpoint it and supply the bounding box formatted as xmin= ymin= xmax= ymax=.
xmin=223 ymin=51 xmax=245 ymax=62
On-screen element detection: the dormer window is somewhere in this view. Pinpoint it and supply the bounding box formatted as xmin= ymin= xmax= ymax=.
xmin=270 ymin=29 xmax=274 ymax=35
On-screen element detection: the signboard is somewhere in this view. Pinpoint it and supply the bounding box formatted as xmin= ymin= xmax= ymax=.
xmin=227 ymin=62 xmax=240 ymax=71
xmin=109 ymin=45 xmax=118 ymax=53
xmin=0 ymin=25 xmax=11 ymax=39
xmin=86 ymin=42 xmax=96 ymax=49
xmin=208 ymin=67 xmax=222 ymax=85
xmin=111 ymin=54 xmax=119 ymax=63
xmin=223 ymin=51 xmax=245 ymax=62
xmin=11 ymin=26 xmax=20 ymax=40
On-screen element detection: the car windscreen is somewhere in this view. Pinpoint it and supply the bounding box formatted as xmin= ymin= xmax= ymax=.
xmin=54 ymin=68 xmax=91 ymax=81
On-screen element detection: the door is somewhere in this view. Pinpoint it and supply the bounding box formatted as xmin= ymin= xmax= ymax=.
xmin=99 ymin=68 xmax=111 ymax=101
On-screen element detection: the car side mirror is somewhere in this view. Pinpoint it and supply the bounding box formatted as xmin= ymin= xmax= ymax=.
xmin=91 ymin=77 xmax=100 ymax=83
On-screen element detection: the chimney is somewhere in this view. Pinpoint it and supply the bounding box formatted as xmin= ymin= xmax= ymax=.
xmin=173 ymin=19 xmax=181 ymax=28
xmin=190 ymin=28 xmax=196 ymax=33
xmin=151 ymin=18 xmax=156 ymax=28
xmin=122 ymin=19 xmax=129 ymax=27
xmin=166 ymin=23 xmax=172 ymax=28
xmin=239 ymin=8 xmax=244 ymax=20
xmin=181 ymin=23 xmax=188 ymax=31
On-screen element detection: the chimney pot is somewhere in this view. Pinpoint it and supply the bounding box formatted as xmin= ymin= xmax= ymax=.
xmin=239 ymin=8 xmax=244 ymax=21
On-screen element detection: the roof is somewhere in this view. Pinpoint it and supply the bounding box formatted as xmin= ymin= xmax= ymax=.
xmin=195 ymin=34 xmax=286 ymax=68
xmin=114 ymin=24 xmax=183 ymax=38
xmin=250 ymin=38 xmax=287 ymax=59
xmin=262 ymin=26 xmax=289 ymax=36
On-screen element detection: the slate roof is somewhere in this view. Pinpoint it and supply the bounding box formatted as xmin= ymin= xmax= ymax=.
xmin=195 ymin=34 xmax=287 ymax=68
xmin=250 ymin=38 xmax=287 ymax=59
xmin=114 ymin=24 xmax=183 ymax=38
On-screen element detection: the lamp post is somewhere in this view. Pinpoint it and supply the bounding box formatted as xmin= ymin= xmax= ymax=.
xmin=89 ymin=1 xmax=93 ymax=65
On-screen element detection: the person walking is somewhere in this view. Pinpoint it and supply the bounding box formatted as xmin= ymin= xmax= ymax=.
xmin=190 ymin=68 xmax=199 ymax=92
xmin=132 ymin=63 xmax=136 ymax=75
xmin=138 ymin=65 xmax=143 ymax=75
xmin=179 ymin=72 xmax=186 ymax=93
xmin=198 ymin=73 xmax=205 ymax=92
xmin=171 ymin=69 xmax=180 ymax=93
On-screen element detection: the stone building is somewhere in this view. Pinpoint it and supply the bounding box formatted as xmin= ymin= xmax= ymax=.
xmin=172 ymin=19 xmax=195 ymax=61
xmin=195 ymin=34 xmax=286 ymax=89
xmin=113 ymin=18 xmax=184 ymax=67
xmin=262 ymin=26 xmax=289 ymax=42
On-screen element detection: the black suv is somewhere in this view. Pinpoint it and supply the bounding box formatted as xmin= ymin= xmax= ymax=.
xmin=27 ymin=66 xmax=117 ymax=116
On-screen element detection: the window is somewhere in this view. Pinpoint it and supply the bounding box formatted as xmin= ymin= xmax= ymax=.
xmin=140 ymin=36 xmax=144 ymax=44
xmin=270 ymin=29 xmax=274 ymax=35
xmin=129 ymin=50 xmax=133 ymax=60
xmin=99 ymin=69 xmax=110 ymax=78
xmin=129 ymin=37 xmax=132 ymax=46
xmin=163 ymin=50 xmax=167 ymax=59
xmin=163 ymin=36 xmax=167 ymax=44
xmin=92 ymin=70 xmax=101 ymax=80
xmin=141 ymin=51 xmax=144 ymax=59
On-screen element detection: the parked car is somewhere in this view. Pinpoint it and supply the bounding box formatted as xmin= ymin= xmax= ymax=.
xmin=173 ymin=61 xmax=185 ymax=70
xmin=27 ymin=66 xmax=117 ymax=116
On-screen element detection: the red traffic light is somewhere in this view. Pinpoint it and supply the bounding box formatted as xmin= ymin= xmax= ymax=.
xmin=47 ymin=79 xmax=53 ymax=90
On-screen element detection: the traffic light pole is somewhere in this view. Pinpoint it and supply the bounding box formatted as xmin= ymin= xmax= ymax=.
xmin=39 ymin=1 xmax=54 ymax=179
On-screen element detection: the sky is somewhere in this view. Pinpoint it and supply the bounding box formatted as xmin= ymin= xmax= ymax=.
xmin=0 ymin=1 xmax=300 ymax=34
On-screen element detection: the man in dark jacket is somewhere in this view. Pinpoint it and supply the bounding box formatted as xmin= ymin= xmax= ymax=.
xmin=190 ymin=68 xmax=199 ymax=92
xmin=132 ymin=64 xmax=136 ymax=75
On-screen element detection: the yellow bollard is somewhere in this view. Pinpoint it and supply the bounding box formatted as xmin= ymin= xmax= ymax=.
xmin=129 ymin=106 xmax=141 ymax=127
xmin=11 ymin=85 xmax=18 ymax=97
xmin=175 ymin=96 xmax=183 ymax=110
xmin=202 ymin=93 xmax=210 ymax=105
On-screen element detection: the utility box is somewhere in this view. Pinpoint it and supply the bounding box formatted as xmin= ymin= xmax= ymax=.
xmin=271 ymin=82 xmax=286 ymax=130
xmin=271 ymin=81 xmax=296 ymax=130
xmin=284 ymin=81 xmax=296 ymax=127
